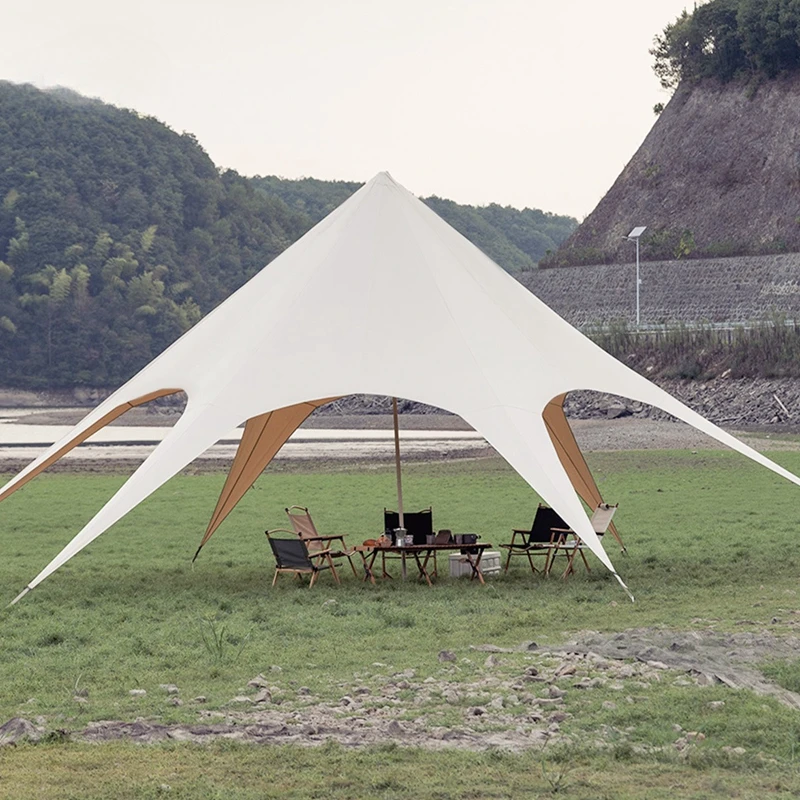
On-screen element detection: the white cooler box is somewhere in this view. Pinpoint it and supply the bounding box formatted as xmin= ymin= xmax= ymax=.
xmin=449 ymin=550 xmax=501 ymax=578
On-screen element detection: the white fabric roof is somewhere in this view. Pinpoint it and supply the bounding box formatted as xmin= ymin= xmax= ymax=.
xmin=6 ymin=171 xmax=800 ymax=601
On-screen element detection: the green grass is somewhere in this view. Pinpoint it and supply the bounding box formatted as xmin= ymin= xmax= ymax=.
xmin=3 ymin=450 xmax=800 ymax=797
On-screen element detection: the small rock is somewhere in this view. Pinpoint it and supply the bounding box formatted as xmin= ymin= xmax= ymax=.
xmin=548 ymin=685 xmax=566 ymax=699
xmin=397 ymin=669 xmax=416 ymax=679
xmin=353 ymin=687 xmax=371 ymax=696
xmin=484 ymin=655 xmax=500 ymax=668
xmin=707 ymin=700 xmax=725 ymax=710
xmin=159 ymin=684 xmax=180 ymax=695
xmin=438 ymin=650 xmax=457 ymax=663
xmin=270 ymin=665 xmax=283 ymax=673
xmin=168 ymin=697 xmax=183 ymax=707
xmin=646 ymin=660 xmax=670 ymax=670
xmin=191 ymin=696 xmax=207 ymax=704
xmin=253 ymin=689 xmax=272 ymax=704
xmin=0 ymin=718 xmax=40 ymax=745
xmin=549 ymin=711 xmax=568 ymax=723
xmin=248 ymin=675 xmax=270 ymax=689
xmin=322 ymin=599 xmax=337 ymax=607
xmin=672 ymin=724 xmax=683 ymax=732
xmin=488 ymin=696 xmax=504 ymax=710
xmin=554 ymin=663 xmax=576 ymax=677
xmin=686 ymin=731 xmax=706 ymax=741
xmin=129 ymin=689 xmax=147 ymax=697
xmin=386 ymin=720 xmax=404 ymax=735
xmin=229 ymin=696 xmax=253 ymax=705
xmin=602 ymin=701 xmax=617 ymax=710
xmin=722 ymin=746 xmax=747 ymax=756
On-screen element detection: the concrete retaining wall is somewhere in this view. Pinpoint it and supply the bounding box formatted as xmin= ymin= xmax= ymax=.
xmin=520 ymin=253 xmax=800 ymax=327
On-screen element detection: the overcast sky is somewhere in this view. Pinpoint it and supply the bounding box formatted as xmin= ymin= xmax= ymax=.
xmin=2 ymin=0 xmax=691 ymax=219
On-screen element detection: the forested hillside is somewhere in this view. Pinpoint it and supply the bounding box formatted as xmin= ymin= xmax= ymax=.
xmin=251 ymin=177 xmax=576 ymax=273
xmin=0 ymin=82 xmax=575 ymax=389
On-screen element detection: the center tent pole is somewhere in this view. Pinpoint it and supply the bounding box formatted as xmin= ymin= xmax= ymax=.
xmin=392 ymin=397 xmax=405 ymax=530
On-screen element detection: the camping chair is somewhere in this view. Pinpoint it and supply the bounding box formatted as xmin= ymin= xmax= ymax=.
xmin=265 ymin=531 xmax=339 ymax=588
xmin=549 ymin=503 xmax=619 ymax=578
xmin=500 ymin=504 xmax=566 ymax=575
xmin=285 ymin=506 xmax=359 ymax=578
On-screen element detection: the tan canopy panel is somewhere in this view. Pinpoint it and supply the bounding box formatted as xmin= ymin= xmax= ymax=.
xmin=542 ymin=394 xmax=624 ymax=550
xmin=192 ymin=397 xmax=341 ymax=560
xmin=0 ymin=388 xmax=182 ymax=505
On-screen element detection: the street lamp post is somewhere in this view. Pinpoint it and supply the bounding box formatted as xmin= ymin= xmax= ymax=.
xmin=624 ymin=226 xmax=646 ymax=327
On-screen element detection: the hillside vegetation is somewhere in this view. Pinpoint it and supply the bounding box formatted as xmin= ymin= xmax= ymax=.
xmin=549 ymin=0 xmax=800 ymax=268
xmin=0 ymin=82 xmax=574 ymax=389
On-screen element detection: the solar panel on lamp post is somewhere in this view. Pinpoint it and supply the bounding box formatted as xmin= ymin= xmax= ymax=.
xmin=624 ymin=226 xmax=647 ymax=327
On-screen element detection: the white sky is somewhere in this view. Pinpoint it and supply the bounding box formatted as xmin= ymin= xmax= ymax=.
xmin=2 ymin=0 xmax=691 ymax=219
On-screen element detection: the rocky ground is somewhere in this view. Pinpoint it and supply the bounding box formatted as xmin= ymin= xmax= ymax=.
xmin=3 ymin=627 xmax=798 ymax=753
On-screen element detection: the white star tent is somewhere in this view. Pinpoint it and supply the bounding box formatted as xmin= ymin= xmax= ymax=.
xmin=3 ymin=172 xmax=800 ymax=603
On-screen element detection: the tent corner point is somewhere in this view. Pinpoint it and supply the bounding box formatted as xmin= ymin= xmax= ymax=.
xmin=9 ymin=586 xmax=31 ymax=606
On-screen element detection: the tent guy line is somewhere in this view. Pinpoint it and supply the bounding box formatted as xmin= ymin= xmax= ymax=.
xmin=3 ymin=172 xmax=800 ymax=605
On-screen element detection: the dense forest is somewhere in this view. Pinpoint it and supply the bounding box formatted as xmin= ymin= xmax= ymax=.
xmin=0 ymin=82 xmax=575 ymax=389
xmin=652 ymin=0 xmax=800 ymax=90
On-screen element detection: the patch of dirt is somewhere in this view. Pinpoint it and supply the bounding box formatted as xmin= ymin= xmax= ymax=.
xmin=549 ymin=628 xmax=800 ymax=710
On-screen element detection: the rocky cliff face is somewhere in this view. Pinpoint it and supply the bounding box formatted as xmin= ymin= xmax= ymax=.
xmin=549 ymin=74 xmax=800 ymax=267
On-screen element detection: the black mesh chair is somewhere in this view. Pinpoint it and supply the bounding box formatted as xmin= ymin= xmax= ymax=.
xmin=499 ymin=504 xmax=567 ymax=574
xmin=265 ymin=531 xmax=339 ymax=588
xmin=384 ymin=508 xmax=433 ymax=545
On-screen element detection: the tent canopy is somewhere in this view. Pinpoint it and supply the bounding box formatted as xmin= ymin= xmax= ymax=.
xmin=3 ymin=172 xmax=800 ymax=603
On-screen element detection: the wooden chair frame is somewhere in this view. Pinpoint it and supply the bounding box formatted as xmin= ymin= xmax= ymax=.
xmin=500 ymin=504 xmax=566 ymax=575
xmin=285 ymin=506 xmax=359 ymax=578
xmin=265 ymin=530 xmax=340 ymax=588
xmin=549 ymin=503 xmax=619 ymax=579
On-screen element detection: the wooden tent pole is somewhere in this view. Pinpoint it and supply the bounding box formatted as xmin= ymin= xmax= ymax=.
xmin=392 ymin=397 xmax=405 ymax=528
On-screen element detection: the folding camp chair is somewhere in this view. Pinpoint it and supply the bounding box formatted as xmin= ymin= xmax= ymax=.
xmin=500 ymin=504 xmax=566 ymax=575
xmin=549 ymin=503 xmax=619 ymax=578
xmin=285 ymin=506 xmax=359 ymax=578
xmin=265 ymin=531 xmax=339 ymax=587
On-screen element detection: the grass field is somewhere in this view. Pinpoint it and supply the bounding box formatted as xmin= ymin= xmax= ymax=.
xmin=2 ymin=450 xmax=800 ymax=798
